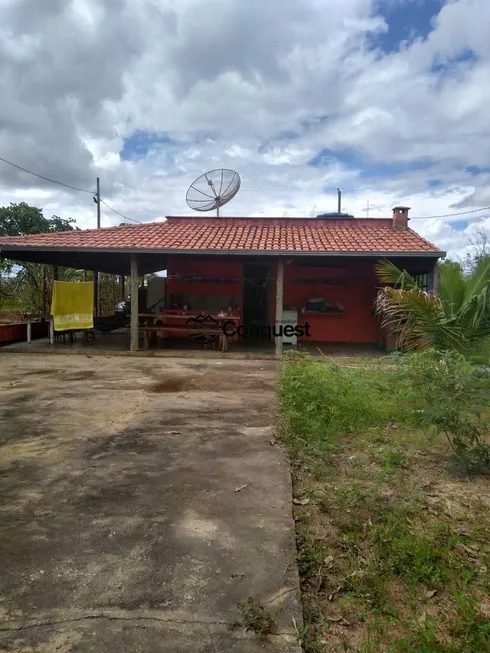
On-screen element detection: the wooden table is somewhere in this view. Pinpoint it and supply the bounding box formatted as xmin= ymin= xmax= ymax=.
xmin=138 ymin=312 xmax=238 ymax=352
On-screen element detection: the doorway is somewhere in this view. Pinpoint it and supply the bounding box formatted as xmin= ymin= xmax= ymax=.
xmin=242 ymin=264 xmax=271 ymax=335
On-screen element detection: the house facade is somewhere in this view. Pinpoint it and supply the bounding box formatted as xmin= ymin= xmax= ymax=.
xmin=0 ymin=206 xmax=443 ymax=352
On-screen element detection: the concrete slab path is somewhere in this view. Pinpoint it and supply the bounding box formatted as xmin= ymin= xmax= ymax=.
xmin=0 ymin=354 xmax=302 ymax=652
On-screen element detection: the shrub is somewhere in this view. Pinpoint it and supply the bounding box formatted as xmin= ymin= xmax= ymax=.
xmin=279 ymin=352 xmax=490 ymax=471
xmin=398 ymin=350 xmax=490 ymax=472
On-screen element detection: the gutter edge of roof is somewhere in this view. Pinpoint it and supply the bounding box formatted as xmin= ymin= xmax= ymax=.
xmin=0 ymin=245 xmax=445 ymax=258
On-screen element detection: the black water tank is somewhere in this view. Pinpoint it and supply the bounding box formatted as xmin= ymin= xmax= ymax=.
xmin=316 ymin=212 xmax=354 ymax=218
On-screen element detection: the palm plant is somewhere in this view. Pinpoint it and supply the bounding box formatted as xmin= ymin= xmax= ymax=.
xmin=375 ymin=257 xmax=490 ymax=355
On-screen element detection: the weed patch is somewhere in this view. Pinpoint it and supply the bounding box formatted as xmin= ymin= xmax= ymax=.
xmin=237 ymin=597 xmax=275 ymax=636
xmin=279 ymin=355 xmax=490 ymax=652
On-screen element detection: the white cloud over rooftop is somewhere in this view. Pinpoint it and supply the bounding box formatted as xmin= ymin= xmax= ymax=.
xmin=0 ymin=0 xmax=489 ymax=260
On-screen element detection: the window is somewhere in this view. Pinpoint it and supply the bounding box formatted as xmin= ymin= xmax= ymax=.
xmin=413 ymin=273 xmax=430 ymax=291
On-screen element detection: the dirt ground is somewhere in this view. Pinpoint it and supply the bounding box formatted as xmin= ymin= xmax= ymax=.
xmin=0 ymin=354 xmax=302 ymax=652
xmin=290 ymin=420 xmax=490 ymax=651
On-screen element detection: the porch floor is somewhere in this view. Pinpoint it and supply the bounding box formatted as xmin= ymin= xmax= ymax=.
xmin=0 ymin=329 xmax=383 ymax=360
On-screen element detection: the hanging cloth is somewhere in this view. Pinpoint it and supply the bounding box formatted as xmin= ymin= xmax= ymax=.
xmin=51 ymin=281 xmax=94 ymax=331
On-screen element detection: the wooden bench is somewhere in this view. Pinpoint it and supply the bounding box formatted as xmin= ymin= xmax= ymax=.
xmin=139 ymin=325 xmax=228 ymax=352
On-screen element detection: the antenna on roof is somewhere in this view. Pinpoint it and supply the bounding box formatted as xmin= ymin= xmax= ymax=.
xmin=186 ymin=169 xmax=241 ymax=217
xmin=362 ymin=200 xmax=376 ymax=218
xmin=316 ymin=189 xmax=354 ymax=218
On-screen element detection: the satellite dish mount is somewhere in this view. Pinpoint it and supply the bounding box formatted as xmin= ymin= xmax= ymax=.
xmin=186 ymin=169 xmax=241 ymax=217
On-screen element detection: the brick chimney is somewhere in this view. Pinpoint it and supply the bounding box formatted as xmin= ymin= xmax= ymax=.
xmin=392 ymin=206 xmax=411 ymax=230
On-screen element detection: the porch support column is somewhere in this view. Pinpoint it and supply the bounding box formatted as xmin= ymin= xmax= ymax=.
xmin=42 ymin=266 xmax=47 ymax=315
xmin=94 ymin=272 xmax=99 ymax=317
xmin=130 ymin=255 xmax=139 ymax=352
xmin=431 ymin=259 xmax=439 ymax=295
xmin=275 ymin=258 xmax=284 ymax=356
xmin=26 ymin=315 xmax=32 ymax=344
xmin=50 ymin=265 xmax=58 ymax=344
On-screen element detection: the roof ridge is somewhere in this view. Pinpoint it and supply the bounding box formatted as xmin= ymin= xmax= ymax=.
xmin=165 ymin=215 xmax=393 ymax=222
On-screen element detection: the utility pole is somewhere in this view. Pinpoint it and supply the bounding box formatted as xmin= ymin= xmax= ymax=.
xmin=96 ymin=177 xmax=101 ymax=229
xmin=275 ymin=259 xmax=284 ymax=356
xmin=94 ymin=177 xmax=100 ymax=316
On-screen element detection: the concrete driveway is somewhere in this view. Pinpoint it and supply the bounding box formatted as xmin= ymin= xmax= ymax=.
xmin=0 ymin=354 xmax=301 ymax=652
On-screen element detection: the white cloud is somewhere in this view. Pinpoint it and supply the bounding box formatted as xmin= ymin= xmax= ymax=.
xmin=0 ymin=0 xmax=489 ymax=256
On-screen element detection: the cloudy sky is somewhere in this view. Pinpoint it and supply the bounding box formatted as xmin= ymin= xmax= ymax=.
xmin=1 ymin=0 xmax=489 ymax=259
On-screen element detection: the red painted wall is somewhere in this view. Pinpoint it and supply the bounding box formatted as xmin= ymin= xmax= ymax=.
xmin=0 ymin=320 xmax=49 ymax=344
xmin=165 ymin=256 xmax=381 ymax=344
xmin=282 ymin=260 xmax=380 ymax=343
xmin=166 ymin=258 xmax=243 ymax=308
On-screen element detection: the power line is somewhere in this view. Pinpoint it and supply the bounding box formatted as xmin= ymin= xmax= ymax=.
xmin=100 ymin=198 xmax=142 ymax=224
xmin=410 ymin=206 xmax=490 ymax=220
xmin=0 ymin=155 xmax=94 ymax=194
xmin=2 ymin=152 xmax=489 ymax=223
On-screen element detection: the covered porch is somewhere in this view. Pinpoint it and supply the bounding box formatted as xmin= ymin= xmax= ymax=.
xmin=0 ymin=214 xmax=442 ymax=356
xmin=0 ymin=249 xmax=437 ymax=356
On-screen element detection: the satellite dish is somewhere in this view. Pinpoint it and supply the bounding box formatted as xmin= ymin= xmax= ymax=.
xmin=186 ymin=169 xmax=241 ymax=217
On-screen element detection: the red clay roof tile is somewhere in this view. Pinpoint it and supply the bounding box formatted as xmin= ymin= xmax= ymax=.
xmin=0 ymin=216 xmax=441 ymax=254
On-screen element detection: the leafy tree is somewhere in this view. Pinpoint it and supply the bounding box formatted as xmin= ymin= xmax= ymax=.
xmin=0 ymin=202 xmax=75 ymax=236
xmin=0 ymin=203 xmax=76 ymax=312
xmin=1 ymin=203 xmax=124 ymax=316
xmin=463 ymin=229 xmax=490 ymax=272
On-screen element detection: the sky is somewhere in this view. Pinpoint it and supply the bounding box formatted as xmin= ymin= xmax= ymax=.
xmin=1 ymin=0 xmax=490 ymax=260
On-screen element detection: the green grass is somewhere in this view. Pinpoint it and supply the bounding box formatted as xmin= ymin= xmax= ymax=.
xmin=279 ymin=355 xmax=490 ymax=653
xmin=278 ymin=356 xmax=417 ymax=472
xmin=382 ymin=594 xmax=490 ymax=652
xmin=370 ymin=512 xmax=458 ymax=587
